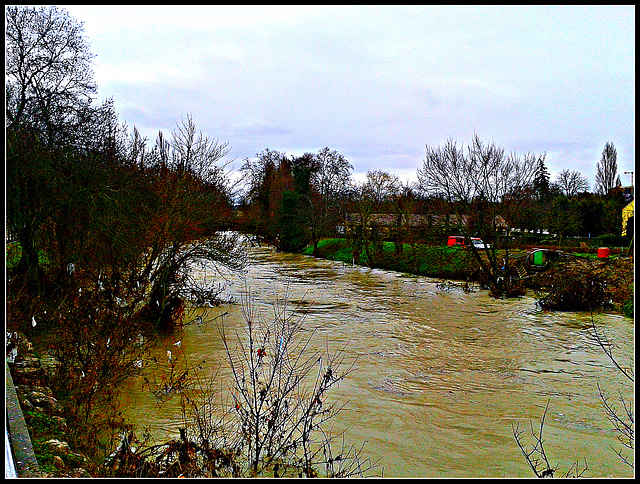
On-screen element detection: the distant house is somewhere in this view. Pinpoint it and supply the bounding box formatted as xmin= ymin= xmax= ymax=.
xmin=339 ymin=212 xmax=518 ymax=238
xmin=622 ymin=199 xmax=634 ymax=237
xmin=343 ymin=213 xmax=465 ymax=230
xmin=342 ymin=213 xmax=513 ymax=229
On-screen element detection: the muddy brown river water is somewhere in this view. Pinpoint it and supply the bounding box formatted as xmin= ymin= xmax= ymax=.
xmin=118 ymin=243 xmax=634 ymax=477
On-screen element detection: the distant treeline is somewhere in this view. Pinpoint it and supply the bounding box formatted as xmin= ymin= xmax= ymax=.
xmin=236 ymin=146 xmax=632 ymax=254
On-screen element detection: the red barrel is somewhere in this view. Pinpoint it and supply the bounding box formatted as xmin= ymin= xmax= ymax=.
xmin=597 ymin=247 xmax=610 ymax=258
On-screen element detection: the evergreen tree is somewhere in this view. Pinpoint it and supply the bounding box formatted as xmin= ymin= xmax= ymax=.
xmin=532 ymin=158 xmax=550 ymax=200
xmin=595 ymin=142 xmax=619 ymax=195
xmin=276 ymin=192 xmax=309 ymax=253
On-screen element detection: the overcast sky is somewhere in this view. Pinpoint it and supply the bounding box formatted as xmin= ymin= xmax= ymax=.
xmin=59 ymin=5 xmax=635 ymax=187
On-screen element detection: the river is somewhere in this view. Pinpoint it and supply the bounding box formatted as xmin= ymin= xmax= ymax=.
xmin=118 ymin=243 xmax=634 ymax=477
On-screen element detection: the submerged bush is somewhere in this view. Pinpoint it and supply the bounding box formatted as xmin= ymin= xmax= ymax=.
xmin=102 ymin=293 xmax=378 ymax=478
xmin=536 ymin=262 xmax=613 ymax=311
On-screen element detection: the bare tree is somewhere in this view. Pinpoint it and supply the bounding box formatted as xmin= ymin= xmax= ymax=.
xmin=5 ymin=5 xmax=98 ymax=147
xmin=595 ymin=142 xmax=620 ymax=195
xmin=311 ymin=147 xmax=353 ymax=205
xmin=139 ymin=117 xmax=246 ymax=329
xmin=417 ymin=133 xmax=540 ymax=296
xmin=544 ymin=195 xmax=582 ymax=247
xmin=170 ymin=114 xmax=232 ymax=184
xmin=556 ymin=169 xmax=590 ymax=198
xmin=361 ymin=170 xmax=401 ymax=206
xmin=309 ymin=147 xmax=353 ymax=241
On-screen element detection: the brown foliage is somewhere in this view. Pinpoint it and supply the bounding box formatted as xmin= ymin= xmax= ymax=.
xmin=535 ymin=257 xmax=633 ymax=311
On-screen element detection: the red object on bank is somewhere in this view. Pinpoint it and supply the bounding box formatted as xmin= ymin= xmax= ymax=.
xmin=447 ymin=235 xmax=483 ymax=247
xmin=597 ymin=247 xmax=610 ymax=258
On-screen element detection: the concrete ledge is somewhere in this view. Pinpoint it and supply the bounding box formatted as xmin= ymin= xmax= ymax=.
xmin=6 ymin=360 xmax=42 ymax=477
xmin=6 ymin=429 xmax=17 ymax=478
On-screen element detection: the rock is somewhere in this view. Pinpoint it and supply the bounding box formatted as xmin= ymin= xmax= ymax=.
xmin=30 ymin=385 xmax=53 ymax=396
xmin=69 ymin=467 xmax=92 ymax=478
xmin=9 ymin=333 xmax=93 ymax=478
xmin=51 ymin=415 xmax=68 ymax=432
xmin=71 ymin=452 xmax=89 ymax=467
xmin=53 ymin=455 xmax=66 ymax=470
xmin=19 ymin=396 xmax=36 ymax=411
xmin=38 ymin=355 xmax=60 ymax=379
xmin=25 ymin=390 xmax=63 ymax=413
xmin=11 ymin=365 xmax=46 ymax=386
xmin=43 ymin=439 xmax=71 ymax=455
xmin=13 ymin=355 xmax=41 ymax=369
xmin=26 ymin=389 xmax=48 ymax=401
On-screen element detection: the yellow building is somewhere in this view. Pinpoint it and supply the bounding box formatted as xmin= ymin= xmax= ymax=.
xmin=622 ymin=199 xmax=634 ymax=236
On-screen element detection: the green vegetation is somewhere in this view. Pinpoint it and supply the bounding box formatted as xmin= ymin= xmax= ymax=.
xmin=622 ymin=298 xmax=634 ymax=318
xmin=622 ymin=285 xmax=634 ymax=319
xmin=302 ymin=238 xmax=478 ymax=280
xmin=6 ymin=242 xmax=22 ymax=268
xmin=25 ymin=409 xmax=64 ymax=441
xmin=23 ymin=409 xmax=78 ymax=474
xmin=5 ymin=242 xmax=51 ymax=270
xmin=5 ymin=4 xmax=633 ymax=476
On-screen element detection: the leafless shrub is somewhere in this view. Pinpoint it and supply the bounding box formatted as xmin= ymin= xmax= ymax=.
xmin=105 ymin=290 xmax=378 ymax=477
xmin=591 ymin=321 xmax=634 ymax=469
xmin=536 ymin=262 xmax=613 ymax=311
xmin=512 ymin=401 xmax=563 ymax=478
xmin=597 ymin=383 xmax=635 ymax=469
xmin=141 ymin=347 xmax=206 ymax=404
xmin=218 ymin=287 xmax=377 ymax=477
xmin=38 ymin=284 xmax=153 ymax=460
xmin=512 ymin=401 xmax=590 ymax=477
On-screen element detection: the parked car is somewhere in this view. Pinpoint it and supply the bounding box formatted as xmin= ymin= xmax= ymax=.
xmin=447 ymin=235 xmax=489 ymax=249
xmin=471 ymin=239 xmax=490 ymax=250
xmin=447 ymin=235 xmax=467 ymax=246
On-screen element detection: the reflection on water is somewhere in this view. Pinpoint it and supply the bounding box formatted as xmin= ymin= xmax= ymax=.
xmin=118 ymin=244 xmax=634 ymax=477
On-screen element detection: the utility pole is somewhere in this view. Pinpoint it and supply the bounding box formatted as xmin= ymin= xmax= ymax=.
xmin=623 ymin=171 xmax=633 ymax=187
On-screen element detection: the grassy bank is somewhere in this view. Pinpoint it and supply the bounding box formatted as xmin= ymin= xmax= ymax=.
xmin=301 ymin=238 xmax=482 ymax=280
xmin=301 ymin=238 xmax=634 ymax=317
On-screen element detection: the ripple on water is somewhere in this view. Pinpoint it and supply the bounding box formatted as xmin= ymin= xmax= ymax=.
xmin=118 ymin=242 xmax=635 ymax=478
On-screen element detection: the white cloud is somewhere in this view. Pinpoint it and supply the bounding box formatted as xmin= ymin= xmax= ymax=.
xmin=59 ymin=4 xmax=634 ymax=186
xmin=61 ymin=5 xmax=330 ymax=32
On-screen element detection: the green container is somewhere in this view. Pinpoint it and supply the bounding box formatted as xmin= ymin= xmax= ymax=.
xmin=533 ymin=251 xmax=544 ymax=266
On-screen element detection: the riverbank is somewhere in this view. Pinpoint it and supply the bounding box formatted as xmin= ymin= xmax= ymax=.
xmin=113 ymin=242 xmax=635 ymax=477
xmin=302 ymin=238 xmax=479 ymax=280
xmin=9 ymin=241 xmax=633 ymax=477
xmin=6 ymin=332 xmax=93 ymax=477
xmin=301 ymin=238 xmax=634 ymax=316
